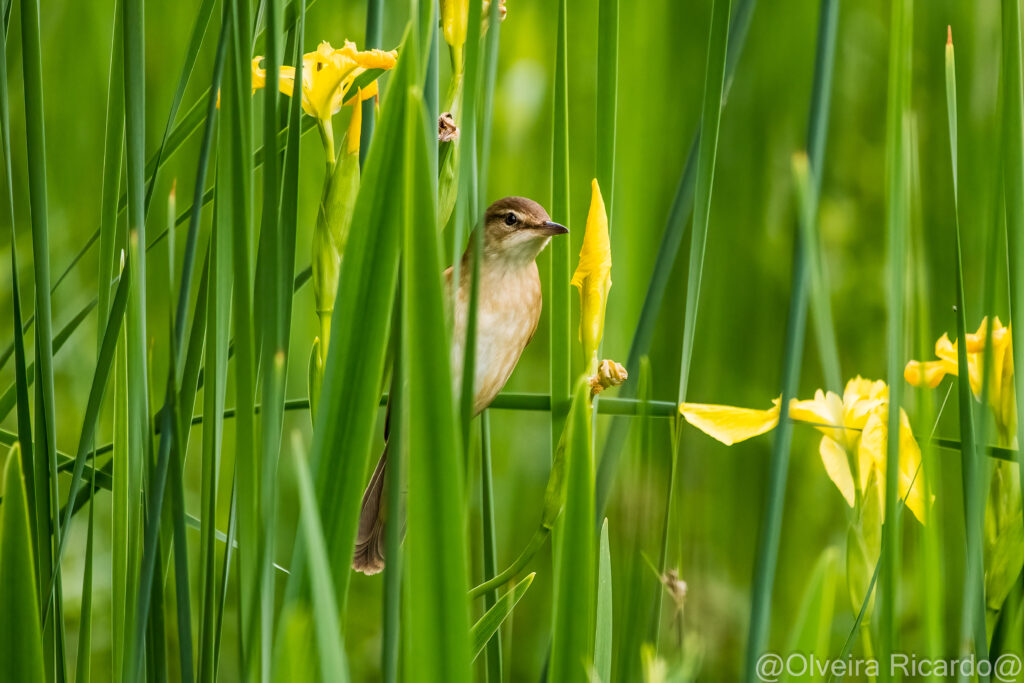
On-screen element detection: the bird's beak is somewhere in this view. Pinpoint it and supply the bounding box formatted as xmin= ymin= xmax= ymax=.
xmin=533 ymin=220 xmax=568 ymax=236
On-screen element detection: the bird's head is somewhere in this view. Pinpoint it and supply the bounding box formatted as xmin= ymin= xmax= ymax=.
xmin=480 ymin=196 xmax=568 ymax=264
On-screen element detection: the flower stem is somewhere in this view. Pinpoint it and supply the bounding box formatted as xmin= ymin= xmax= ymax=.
xmin=318 ymin=118 xmax=336 ymax=174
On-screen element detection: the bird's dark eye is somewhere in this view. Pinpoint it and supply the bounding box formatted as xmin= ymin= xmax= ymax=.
xmin=505 ymin=212 xmax=518 ymax=226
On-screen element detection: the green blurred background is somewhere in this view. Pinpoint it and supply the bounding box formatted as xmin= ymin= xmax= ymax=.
xmin=0 ymin=0 xmax=1012 ymax=679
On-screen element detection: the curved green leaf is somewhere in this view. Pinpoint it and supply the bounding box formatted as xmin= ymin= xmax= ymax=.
xmin=0 ymin=445 xmax=46 ymax=682
xmin=471 ymin=573 xmax=536 ymax=660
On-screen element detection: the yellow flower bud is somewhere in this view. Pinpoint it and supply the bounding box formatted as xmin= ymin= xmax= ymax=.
xmin=440 ymin=0 xmax=468 ymax=64
xmin=571 ymin=179 xmax=612 ymax=372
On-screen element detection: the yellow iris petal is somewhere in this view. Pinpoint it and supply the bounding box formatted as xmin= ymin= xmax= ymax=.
xmin=788 ymin=389 xmax=833 ymax=425
xmin=897 ymin=408 xmax=928 ymax=524
xmin=679 ymin=401 xmax=780 ymax=446
xmin=789 ymin=389 xmax=845 ymax=442
xmin=856 ymin=410 xmax=929 ymax=524
xmin=844 ymin=376 xmax=887 ymax=402
xmin=858 ymin=413 xmax=885 ymax=493
xmin=571 ymin=179 xmax=612 ymax=367
xmin=904 ymin=359 xmax=954 ymax=388
xmin=819 ymin=436 xmax=856 ymax=508
xmin=251 ymin=40 xmax=398 ymax=122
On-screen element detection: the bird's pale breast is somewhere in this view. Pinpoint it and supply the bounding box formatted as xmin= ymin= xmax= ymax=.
xmin=448 ymin=261 xmax=542 ymax=415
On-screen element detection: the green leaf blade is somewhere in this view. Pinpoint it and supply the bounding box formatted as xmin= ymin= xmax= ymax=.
xmin=0 ymin=445 xmax=47 ymax=682
xmin=551 ymin=379 xmax=596 ymax=683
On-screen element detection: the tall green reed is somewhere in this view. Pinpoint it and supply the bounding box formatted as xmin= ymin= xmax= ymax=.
xmin=745 ymin=1 xmax=839 ymax=678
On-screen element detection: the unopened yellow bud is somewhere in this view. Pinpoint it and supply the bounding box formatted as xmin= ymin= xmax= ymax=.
xmin=571 ymin=179 xmax=612 ymax=372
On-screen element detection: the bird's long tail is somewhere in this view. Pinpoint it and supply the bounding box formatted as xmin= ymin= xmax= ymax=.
xmin=353 ymin=448 xmax=388 ymax=575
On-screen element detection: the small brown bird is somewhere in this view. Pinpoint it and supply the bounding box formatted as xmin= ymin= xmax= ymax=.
xmin=353 ymin=196 xmax=567 ymax=574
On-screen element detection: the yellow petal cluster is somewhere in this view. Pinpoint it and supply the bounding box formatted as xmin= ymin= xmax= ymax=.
xmin=571 ymin=179 xmax=612 ymax=370
xmin=679 ymin=377 xmax=928 ymax=523
xmin=252 ymin=40 xmax=397 ymax=122
xmin=905 ymin=317 xmax=1016 ymax=444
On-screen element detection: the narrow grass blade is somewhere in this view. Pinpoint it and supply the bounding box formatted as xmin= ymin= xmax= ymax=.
xmin=253 ymin=0 xmax=283 ymax=366
xmin=111 ymin=325 xmax=132 ymax=683
xmin=457 ymin=0 xmax=503 ymax=429
xmin=945 ymin=27 xmax=988 ymax=667
xmin=741 ymin=173 xmax=809 ymax=678
xmin=449 ymin=0 xmax=483 ymax=293
xmin=456 ymin=0 xmax=485 ymax=439
xmin=259 ymin=0 xmax=302 ymax=673
xmin=214 ymin=478 xmax=238 ymax=676
xmin=549 ymin=0 xmax=572 ymax=456
xmin=360 ymin=0 xmax=383 ymax=165
xmin=19 ymin=0 xmax=63 ymax=673
xmin=551 ymin=379 xmax=597 ymax=683
xmin=879 ymin=0 xmax=913 ymax=674
xmin=381 ymin=286 xmax=405 ymax=683
xmin=0 ymin=445 xmax=46 ymax=681
xmin=480 ymin=411 xmax=503 ymax=682
xmin=290 ymin=435 xmax=349 ymax=683
xmin=596 ymin=0 xmax=618 ymax=221
xmin=75 ymin=458 xmax=96 ymax=683
xmin=0 ymin=0 xmax=34 ymax=567
xmin=675 ymin=0 xmax=730 ymax=407
xmin=595 ymin=518 xmax=613 ymax=683
xmin=595 ymin=0 xmax=758 ymax=520
xmin=97 ymin=0 xmax=125 ymax=331
xmin=120 ymin=0 xmax=152 ymax=676
xmin=801 ymin=0 xmax=841 ymax=393
xmin=403 ymin=82 xmax=473 ymax=682
xmin=471 ymin=573 xmax=536 ymax=660
xmin=220 ymin=0 xmax=261 ymax=673
xmin=477 ymin=0 xmax=502 ymax=188
xmin=1003 ymin=0 xmax=1024 ymax=509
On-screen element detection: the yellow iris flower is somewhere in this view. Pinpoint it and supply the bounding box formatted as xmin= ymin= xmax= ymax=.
xmin=906 ymin=318 xmax=1023 ymax=617
xmin=905 ymin=317 xmax=1016 ymax=445
xmin=252 ymin=40 xmax=397 ymax=122
xmin=680 ymin=376 xmax=928 ymax=524
xmin=571 ymin=179 xmax=612 ymax=372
